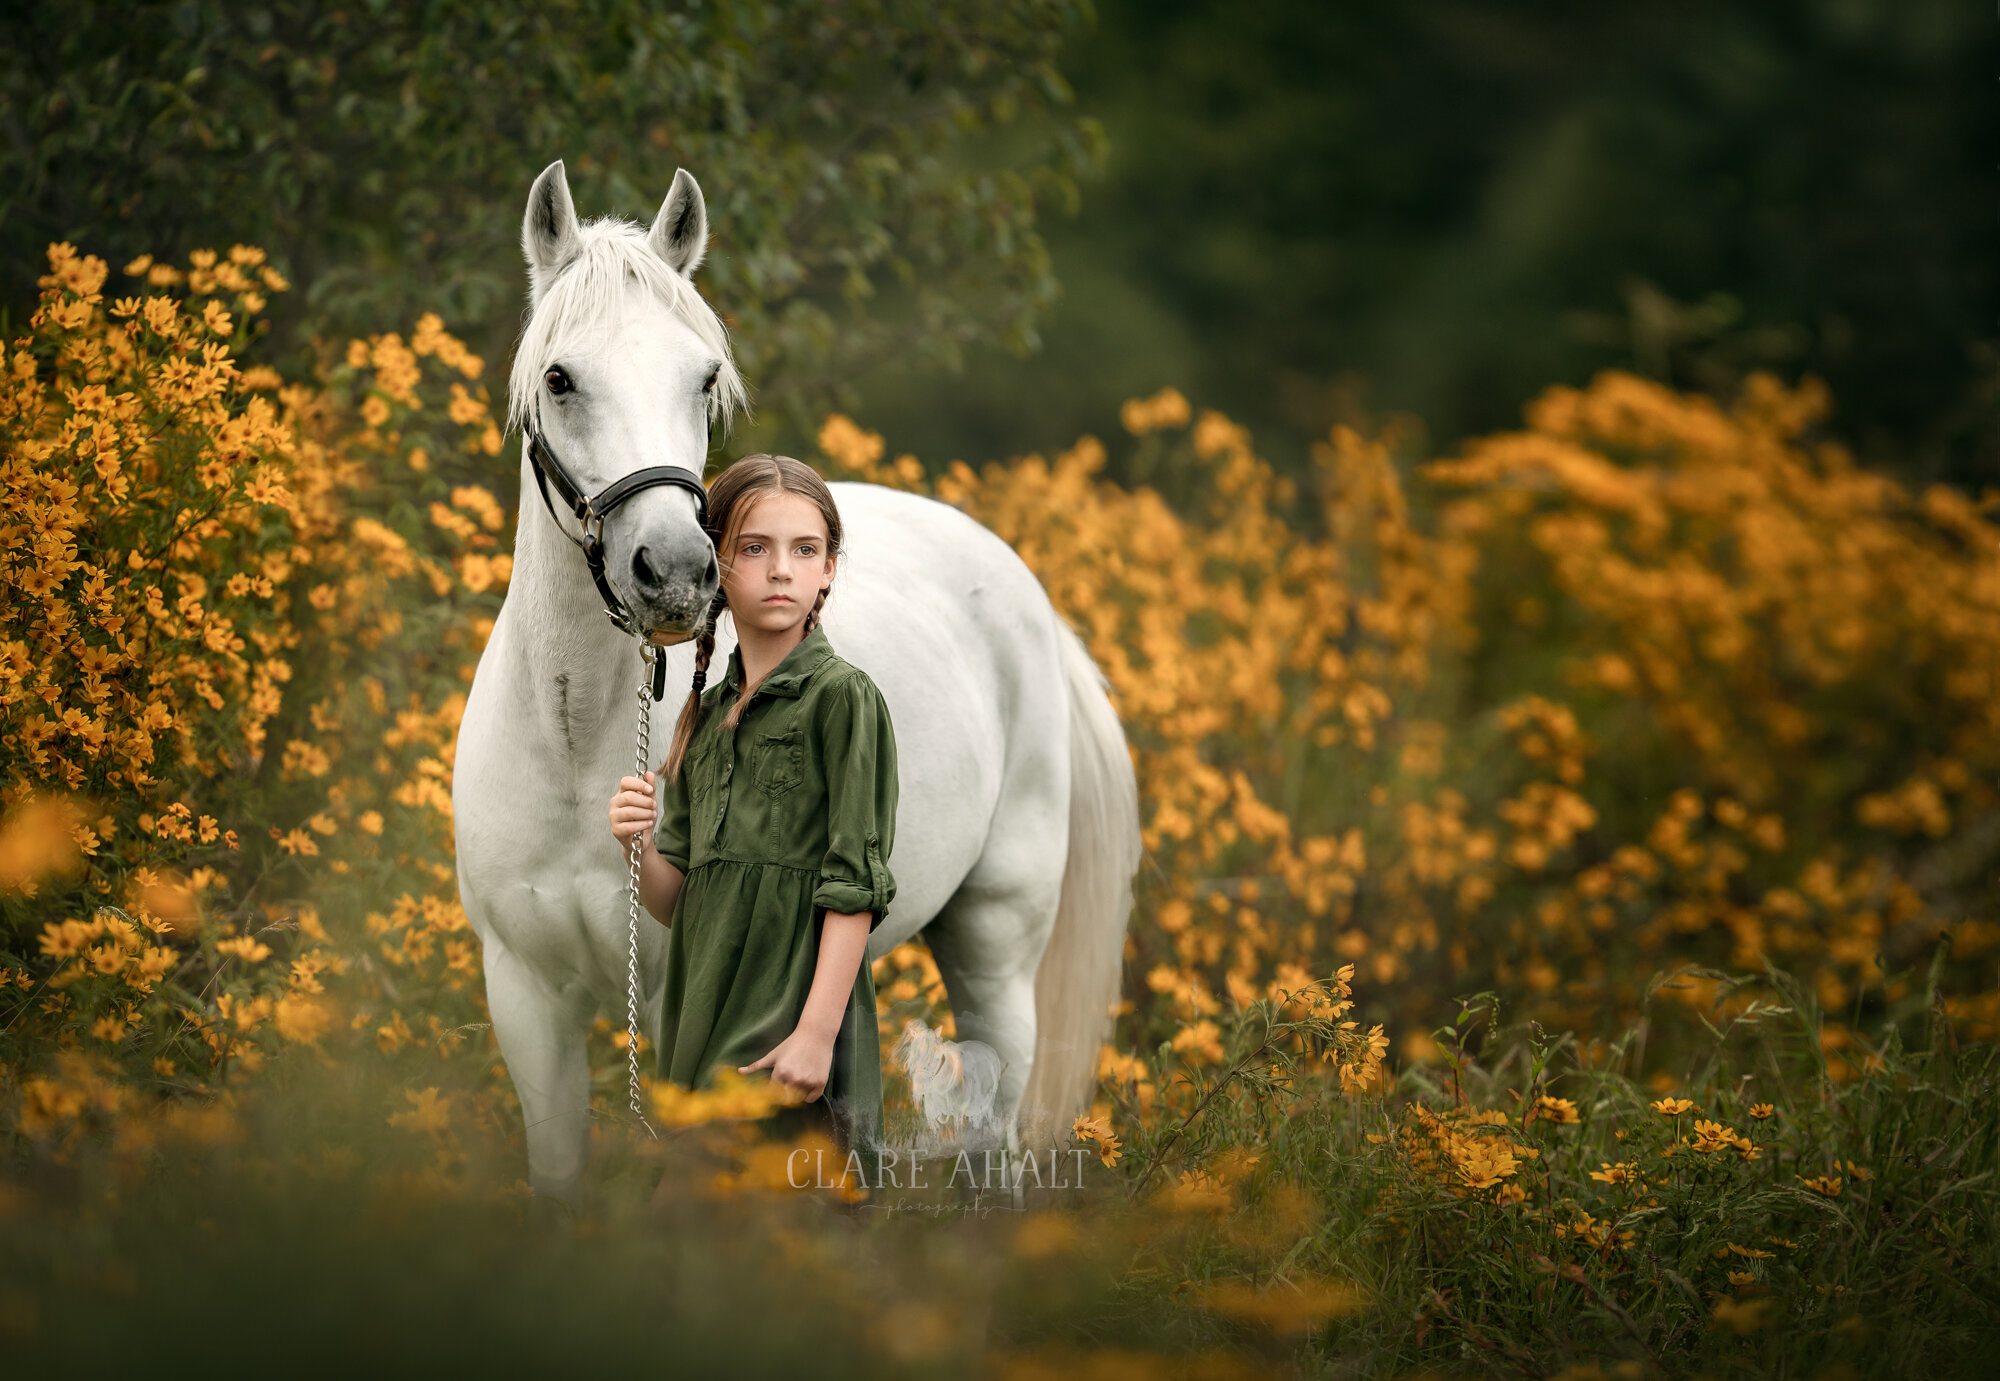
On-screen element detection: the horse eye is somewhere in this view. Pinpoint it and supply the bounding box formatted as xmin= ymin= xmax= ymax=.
xmin=702 ymin=368 xmax=718 ymax=394
xmin=545 ymin=366 xmax=572 ymax=396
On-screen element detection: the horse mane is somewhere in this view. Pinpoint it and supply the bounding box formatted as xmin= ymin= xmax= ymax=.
xmin=506 ymin=217 xmax=751 ymax=437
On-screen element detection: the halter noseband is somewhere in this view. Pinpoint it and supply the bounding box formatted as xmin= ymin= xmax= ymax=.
xmin=523 ymin=414 xmax=711 ymax=672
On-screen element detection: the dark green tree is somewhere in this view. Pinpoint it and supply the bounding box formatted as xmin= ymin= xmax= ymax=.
xmin=857 ymin=0 xmax=1999 ymax=491
xmin=0 ymin=0 xmax=1106 ymax=443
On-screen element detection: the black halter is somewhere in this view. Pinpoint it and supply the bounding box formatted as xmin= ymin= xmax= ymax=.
xmin=522 ymin=415 xmax=711 ymax=661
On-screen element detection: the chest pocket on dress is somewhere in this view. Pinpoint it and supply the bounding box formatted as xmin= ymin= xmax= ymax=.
xmin=752 ymin=729 xmax=804 ymax=799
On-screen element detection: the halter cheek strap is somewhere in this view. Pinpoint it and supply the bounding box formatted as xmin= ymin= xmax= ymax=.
xmin=523 ymin=414 xmax=712 ymax=662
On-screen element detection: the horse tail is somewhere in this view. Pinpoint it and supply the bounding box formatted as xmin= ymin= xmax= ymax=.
xmin=1016 ymin=614 xmax=1141 ymax=1149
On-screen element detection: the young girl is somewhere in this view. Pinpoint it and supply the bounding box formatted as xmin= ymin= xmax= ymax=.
xmin=607 ymin=454 xmax=899 ymax=1163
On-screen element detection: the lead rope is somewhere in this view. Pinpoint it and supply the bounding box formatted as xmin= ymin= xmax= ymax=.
xmin=625 ymin=642 xmax=660 ymax=1139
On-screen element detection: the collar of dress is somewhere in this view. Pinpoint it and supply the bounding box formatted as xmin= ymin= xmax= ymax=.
xmin=724 ymin=622 xmax=835 ymax=701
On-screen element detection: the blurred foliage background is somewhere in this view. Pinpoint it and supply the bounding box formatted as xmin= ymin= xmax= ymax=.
xmin=0 ymin=0 xmax=1105 ymax=442
xmin=4 ymin=0 xmax=1993 ymax=486
xmin=860 ymin=0 xmax=2000 ymax=492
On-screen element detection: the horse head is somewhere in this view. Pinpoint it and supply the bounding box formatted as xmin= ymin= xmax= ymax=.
xmin=509 ymin=159 xmax=748 ymax=640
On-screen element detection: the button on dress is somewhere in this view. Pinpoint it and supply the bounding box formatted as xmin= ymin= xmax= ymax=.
xmin=652 ymin=622 xmax=898 ymax=1157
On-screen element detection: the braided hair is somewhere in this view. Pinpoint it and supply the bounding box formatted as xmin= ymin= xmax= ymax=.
xmin=659 ymin=454 xmax=843 ymax=782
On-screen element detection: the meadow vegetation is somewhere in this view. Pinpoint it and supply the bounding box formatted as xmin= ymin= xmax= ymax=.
xmin=2 ymin=243 xmax=1995 ymax=1376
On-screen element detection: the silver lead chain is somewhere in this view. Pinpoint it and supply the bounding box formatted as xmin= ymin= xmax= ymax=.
xmin=625 ymin=644 xmax=659 ymax=1139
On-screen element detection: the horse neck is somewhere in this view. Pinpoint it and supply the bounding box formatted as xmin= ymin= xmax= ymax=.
xmin=503 ymin=454 xmax=641 ymax=755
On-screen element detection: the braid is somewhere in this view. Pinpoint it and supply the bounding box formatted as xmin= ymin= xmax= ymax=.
xmin=663 ymin=588 xmax=728 ymax=782
xmin=802 ymin=588 xmax=827 ymax=636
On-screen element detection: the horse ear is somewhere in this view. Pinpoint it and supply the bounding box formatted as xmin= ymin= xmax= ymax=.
xmin=523 ymin=160 xmax=580 ymax=297
xmin=648 ymin=168 xmax=708 ymax=277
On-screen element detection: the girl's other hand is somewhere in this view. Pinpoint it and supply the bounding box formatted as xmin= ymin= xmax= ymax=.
xmin=609 ymin=771 xmax=657 ymax=847
xmin=739 ymin=1026 xmax=834 ymax=1104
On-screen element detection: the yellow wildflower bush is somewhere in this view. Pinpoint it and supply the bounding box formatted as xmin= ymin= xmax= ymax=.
xmin=823 ymin=364 xmax=2000 ymax=1084
xmin=1391 ymin=1102 xmax=1535 ymax=1197
xmin=0 ymin=242 xmax=510 ymax=1155
xmin=1422 ymin=373 xmax=2000 ymax=1047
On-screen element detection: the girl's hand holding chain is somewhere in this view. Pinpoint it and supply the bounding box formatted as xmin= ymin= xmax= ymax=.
xmin=609 ymin=771 xmax=657 ymax=846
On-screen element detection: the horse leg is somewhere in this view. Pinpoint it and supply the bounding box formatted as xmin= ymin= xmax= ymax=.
xmin=923 ymin=859 xmax=1063 ymax=1158
xmin=483 ymin=940 xmax=594 ymax=1210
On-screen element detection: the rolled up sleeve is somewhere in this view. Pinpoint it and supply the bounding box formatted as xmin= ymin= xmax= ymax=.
xmin=810 ymin=669 xmax=899 ymax=932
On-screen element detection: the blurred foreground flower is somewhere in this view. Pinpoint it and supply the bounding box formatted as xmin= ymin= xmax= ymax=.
xmin=1194 ymin=1274 xmax=1366 ymax=1334
xmin=0 ymin=795 xmax=87 ymax=894
xmin=649 ymin=1067 xmax=789 ymax=1128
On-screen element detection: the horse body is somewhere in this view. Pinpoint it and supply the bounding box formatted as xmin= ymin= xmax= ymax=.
xmin=453 ymin=162 xmax=1139 ymax=1206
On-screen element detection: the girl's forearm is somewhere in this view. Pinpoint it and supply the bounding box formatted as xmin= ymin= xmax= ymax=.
xmin=797 ymin=910 xmax=870 ymax=1041
xmin=637 ymin=846 xmax=686 ymax=926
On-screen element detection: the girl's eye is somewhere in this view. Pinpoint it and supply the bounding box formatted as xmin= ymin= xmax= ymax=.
xmin=545 ymin=366 xmax=573 ymax=396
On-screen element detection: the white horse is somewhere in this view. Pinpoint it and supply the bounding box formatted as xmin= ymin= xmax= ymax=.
xmin=452 ymin=160 xmax=1142 ymax=1208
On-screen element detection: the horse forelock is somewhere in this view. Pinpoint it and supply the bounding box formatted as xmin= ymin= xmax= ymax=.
xmin=506 ymin=217 xmax=750 ymax=438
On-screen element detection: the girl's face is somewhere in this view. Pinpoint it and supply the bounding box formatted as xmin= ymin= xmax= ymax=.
xmin=719 ymin=489 xmax=836 ymax=638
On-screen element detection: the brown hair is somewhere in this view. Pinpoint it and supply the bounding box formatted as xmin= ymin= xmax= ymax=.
xmin=659 ymin=454 xmax=844 ymax=782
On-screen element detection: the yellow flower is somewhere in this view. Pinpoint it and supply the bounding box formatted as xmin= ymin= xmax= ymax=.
xmin=818 ymin=413 xmax=885 ymax=471
xmin=216 ymin=935 xmax=272 ymax=963
xmin=1534 ymin=1095 xmax=1580 ymax=1124
xmin=1691 ymin=1119 xmax=1755 ymax=1157
xmin=1748 ymin=1103 xmax=1775 ymax=1119
xmin=1070 ymin=1114 xmax=1123 ymax=1167
xmin=1711 ymin=1296 xmax=1771 ymax=1333
xmin=388 ymin=1087 xmax=451 ymax=1136
xmin=1650 ymin=1097 xmax=1695 ymax=1116
xmin=1119 ymin=387 xmax=1192 ymax=436
xmin=649 ymin=1067 xmax=787 ymax=1127
xmin=1157 ymin=1168 xmax=1234 ymax=1214
xmin=1192 ymin=1274 xmax=1364 ymax=1334
xmin=1170 ymin=1019 xmax=1225 ymax=1065
xmin=274 ymin=994 xmax=333 ymax=1044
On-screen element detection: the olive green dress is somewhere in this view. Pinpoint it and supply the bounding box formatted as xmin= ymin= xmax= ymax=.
xmin=652 ymin=622 xmax=898 ymax=1157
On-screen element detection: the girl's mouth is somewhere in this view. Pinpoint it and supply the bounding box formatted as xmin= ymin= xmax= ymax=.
xmin=764 ymin=595 xmax=793 ymax=603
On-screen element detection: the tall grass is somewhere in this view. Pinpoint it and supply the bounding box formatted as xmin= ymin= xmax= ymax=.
xmin=4 ymin=953 xmax=1993 ymax=1377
